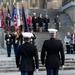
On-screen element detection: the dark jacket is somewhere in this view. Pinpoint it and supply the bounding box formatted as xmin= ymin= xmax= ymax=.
xmin=5 ymin=33 xmax=12 ymax=44
xmin=38 ymin=16 xmax=44 ymax=27
xmin=11 ymin=34 xmax=19 ymax=45
xmin=44 ymin=17 xmax=50 ymax=24
xmin=54 ymin=17 xmax=60 ymax=24
xmin=16 ymin=42 xmax=39 ymax=71
xmin=5 ymin=16 xmax=11 ymax=27
xmin=41 ymin=38 xmax=65 ymax=68
xmin=32 ymin=16 xmax=37 ymax=25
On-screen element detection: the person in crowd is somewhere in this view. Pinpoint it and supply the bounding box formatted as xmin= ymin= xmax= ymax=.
xmin=16 ymin=32 xmax=39 ymax=75
xmin=5 ymin=29 xmax=12 ymax=57
xmin=64 ymin=32 xmax=71 ymax=54
xmin=44 ymin=14 xmax=50 ymax=32
xmin=38 ymin=14 xmax=44 ymax=32
xmin=5 ymin=13 xmax=11 ymax=29
xmin=32 ymin=13 xmax=37 ymax=32
xmin=29 ymin=28 xmax=36 ymax=45
xmin=54 ymin=14 xmax=61 ymax=31
xmin=12 ymin=32 xmax=20 ymax=57
xmin=26 ymin=14 xmax=31 ymax=28
xmin=71 ymin=30 xmax=75 ymax=53
xmin=41 ymin=28 xmax=65 ymax=75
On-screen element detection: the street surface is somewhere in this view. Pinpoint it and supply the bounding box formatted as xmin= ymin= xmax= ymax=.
xmin=0 ymin=70 xmax=75 ymax=75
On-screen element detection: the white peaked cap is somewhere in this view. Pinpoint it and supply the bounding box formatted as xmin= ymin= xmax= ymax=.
xmin=22 ymin=32 xmax=33 ymax=38
xmin=33 ymin=13 xmax=36 ymax=14
xmin=48 ymin=28 xmax=58 ymax=33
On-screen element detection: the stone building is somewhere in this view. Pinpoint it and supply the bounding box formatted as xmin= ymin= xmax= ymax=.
xmin=0 ymin=0 xmax=62 ymax=9
xmin=0 ymin=0 xmax=75 ymax=25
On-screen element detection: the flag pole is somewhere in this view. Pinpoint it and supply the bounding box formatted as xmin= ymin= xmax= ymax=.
xmin=17 ymin=2 xmax=20 ymax=32
xmin=13 ymin=0 xmax=16 ymax=32
xmin=22 ymin=0 xmax=24 ymax=32
xmin=22 ymin=0 xmax=29 ymax=32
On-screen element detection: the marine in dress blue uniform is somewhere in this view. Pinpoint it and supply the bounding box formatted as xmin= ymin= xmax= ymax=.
xmin=41 ymin=29 xmax=65 ymax=75
xmin=5 ymin=30 xmax=12 ymax=57
xmin=16 ymin=32 xmax=39 ymax=75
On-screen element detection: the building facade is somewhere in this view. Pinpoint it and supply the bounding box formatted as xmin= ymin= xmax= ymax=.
xmin=1 ymin=0 xmax=75 ymax=25
xmin=61 ymin=0 xmax=75 ymax=26
xmin=0 ymin=0 xmax=62 ymax=9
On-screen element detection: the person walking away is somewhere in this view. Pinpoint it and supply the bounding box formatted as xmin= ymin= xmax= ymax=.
xmin=5 ymin=30 xmax=12 ymax=57
xmin=44 ymin=14 xmax=50 ymax=32
xmin=32 ymin=13 xmax=37 ymax=32
xmin=16 ymin=32 xmax=39 ymax=75
xmin=64 ymin=32 xmax=71 ymax=54
xmin=41 ymin=28 xmax=65 ymax=75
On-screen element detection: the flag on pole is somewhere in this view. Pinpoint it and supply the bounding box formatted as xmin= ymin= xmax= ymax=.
xmin=12 ymin=4 xmax=15 ymax=21
xmin=7 ymin=7 xmax=10 ymax=14
xmin=12 ymin=3 xmax=19 ymax=32
xmin=17 ymin=2 xmax=20 ymax=27
xmin=22 ymin=3 xmax=29 ymax=32
xmin=1 ymin=6 xmax=5 ymax=28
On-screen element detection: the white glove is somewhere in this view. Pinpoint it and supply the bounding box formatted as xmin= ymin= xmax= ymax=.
xmin=35 ymin=69 xmax=39 ymax=72
xmin=7 ymin=39 xmax=10 ymax=41
xmin=59 ymin=25 xmax=61 ymax=27
xmin=62 ymin=65 xmax=65 ymax=68
xmin=59 ymin=22 xmax=61 ymax=25
xmin=22 ymin=41 xmax=25 ymax=44
xmin=60 ymin=65 xmax=65 ymax=69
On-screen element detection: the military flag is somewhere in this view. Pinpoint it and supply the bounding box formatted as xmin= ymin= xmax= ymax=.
xmin=22 ymin=3 xmax=29 ymax=32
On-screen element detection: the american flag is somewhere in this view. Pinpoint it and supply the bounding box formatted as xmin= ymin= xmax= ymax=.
xmin=12 ymin=4 xmax=19 ymax=32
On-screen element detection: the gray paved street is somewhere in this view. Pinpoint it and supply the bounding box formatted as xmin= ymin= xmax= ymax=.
xmin=0 ymin=70 xmax=75 ymax=75
xmin=0 ymin=54 xmax=75 ymax=75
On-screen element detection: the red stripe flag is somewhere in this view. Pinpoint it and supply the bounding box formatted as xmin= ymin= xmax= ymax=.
xmin=12 ymin=3 xmax=19 ymax=33
xmin=1 ymin=6 xmax=5 ymax=28
xmin=14 ymin=15 xmax=18 ymax=32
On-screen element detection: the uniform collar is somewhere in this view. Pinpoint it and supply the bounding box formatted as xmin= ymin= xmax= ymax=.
xmin=50 ymin=38 xmax=56 ymax=40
